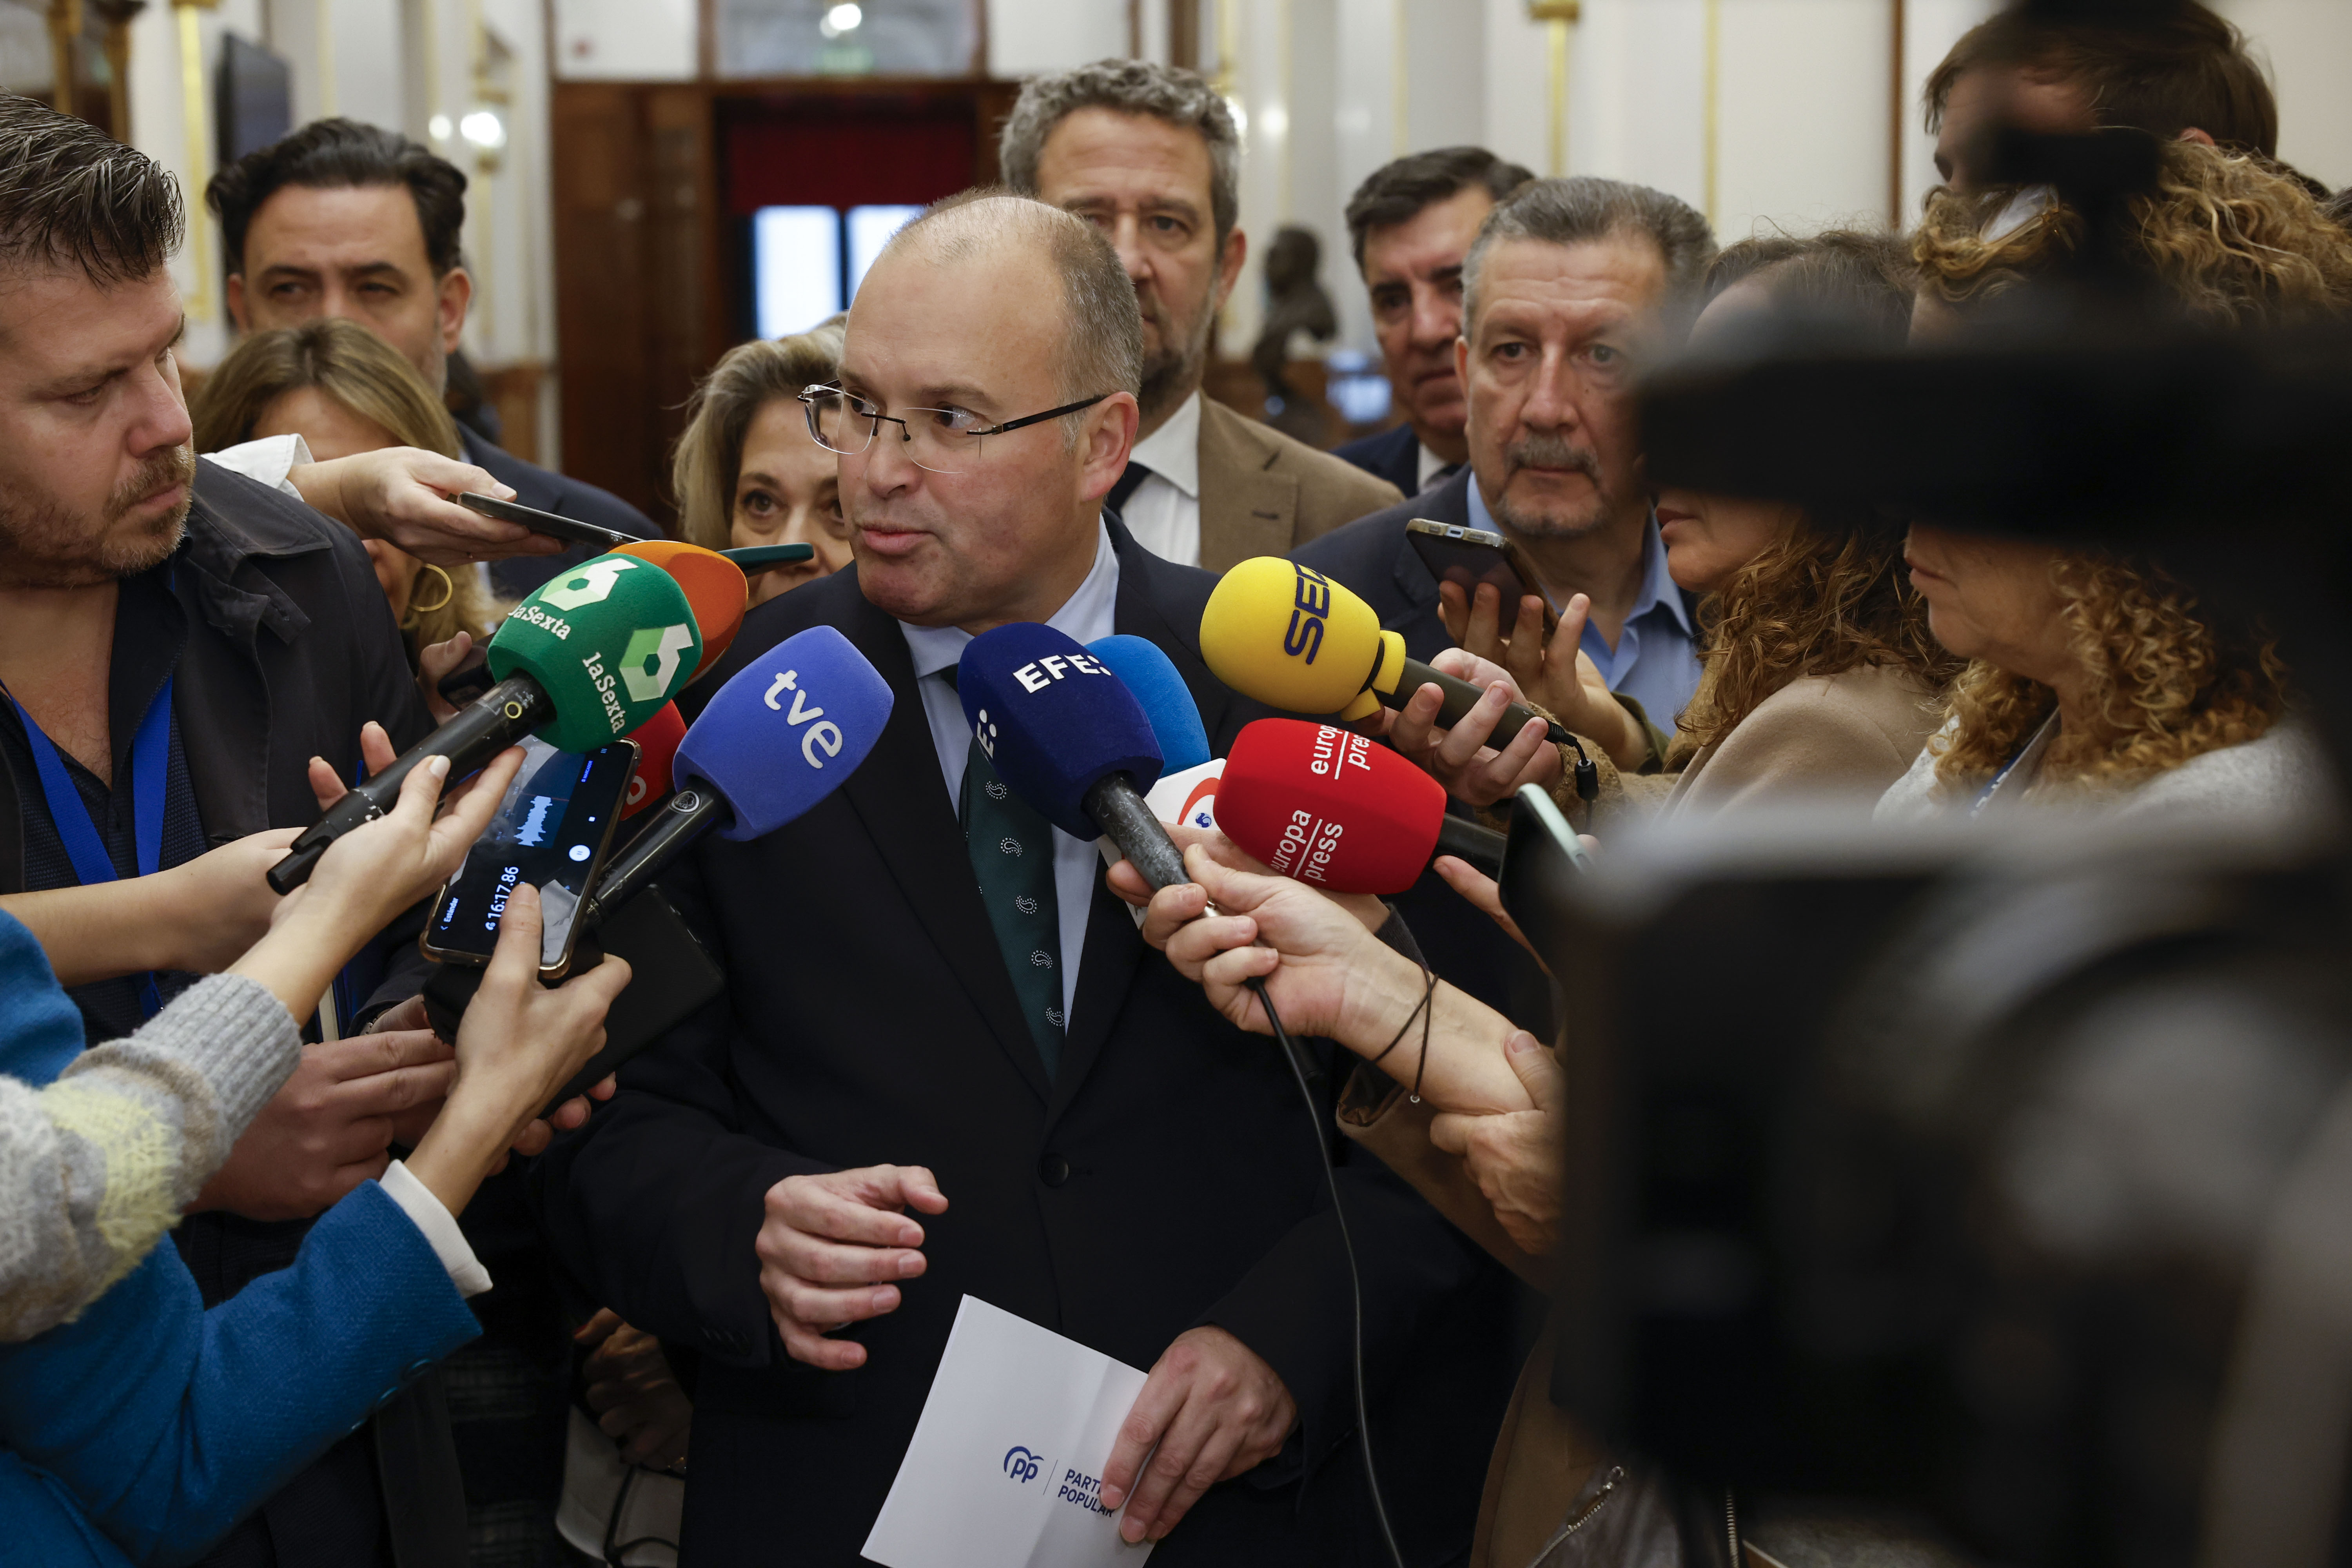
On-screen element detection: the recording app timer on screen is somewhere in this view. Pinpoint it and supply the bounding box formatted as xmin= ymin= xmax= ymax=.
xmin=428 ymin=737 xmax=632 ymax=971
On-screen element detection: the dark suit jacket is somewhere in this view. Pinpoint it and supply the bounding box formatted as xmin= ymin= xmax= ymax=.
xmin=1289 ymin=470 xmax=1557 ymax=1034
xmin=1331 ymin=422 xmax=1423 ymax=499
xmin=460 ymin=426 xmax=661 ymax=599
xmin=534 ymin=521 xmax=1517 ymax=1565
xmin=0 ymin=463 xmax=465 ymax=1568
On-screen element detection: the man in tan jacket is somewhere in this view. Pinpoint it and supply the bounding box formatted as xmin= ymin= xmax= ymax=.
xmin=1001 ymin=60 xmax=1400 ymax=572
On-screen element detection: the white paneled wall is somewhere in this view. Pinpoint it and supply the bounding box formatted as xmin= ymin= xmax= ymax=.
xmin=118 ymin=0 xmax=2351 ymax=375
xmin=120 ymin=0 xmax=553 ymax=383
xmin=2217 ymin=0 xmax=2352 ymax=189
xmin=1715 ymin=0 xmax=1894 ymax=244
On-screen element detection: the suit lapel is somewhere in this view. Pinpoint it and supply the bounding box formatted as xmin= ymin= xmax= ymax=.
xmin=1196 ymin=399 xmax=1301 ymax=570
xmin=831 ymin=582 xmax=1054 ymax=1104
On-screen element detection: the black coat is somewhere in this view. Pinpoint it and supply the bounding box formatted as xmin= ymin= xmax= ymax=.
xmin=0 ymin=461 xmax=465 ymax=1567
xmin=534 ymin=521 xmax=1519 ymax=1565
xmin=1330 ymin=421 xmax=1423 ymax=499
xmin=460 ymin=426 xmax=662 ymax=599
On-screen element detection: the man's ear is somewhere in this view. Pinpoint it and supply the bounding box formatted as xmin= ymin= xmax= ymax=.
xmin=2180 ymin=127 xmax=2218 ymax=148
xmin=225 ymin=273 xmax=249 ymax=332
xmin=437 ymin=266 xmax=473 ymax=354
xmin=1080 ymin=391 xmax=1142 ymax=503
xmin=1454 ymin=332 xmax=1470 ymax=388
xmin=1213 ymin=227 xmax=1249 ymax=310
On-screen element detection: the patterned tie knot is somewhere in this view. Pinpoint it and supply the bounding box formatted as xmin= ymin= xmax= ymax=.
xmin=1030 ymin=949 xmax=1053 ymax=969
xmin=998 ymin=836 xmax=1023 ymax=857
xmin=1014 ymin=895 xmax=1040 ymax=915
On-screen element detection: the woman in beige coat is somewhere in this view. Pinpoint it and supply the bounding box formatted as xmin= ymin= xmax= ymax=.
xmin=1393 ymin=232 xmax=1957 ymax=832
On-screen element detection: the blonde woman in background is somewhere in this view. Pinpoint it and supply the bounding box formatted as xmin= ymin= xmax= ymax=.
xmin=191 ymin=318 xmax=502 ymax=708
xmin=672 ymin=317 xmax=851 ymax=608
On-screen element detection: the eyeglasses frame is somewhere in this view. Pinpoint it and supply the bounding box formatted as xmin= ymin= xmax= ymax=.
xmin=796 ymin=383 xmax=1114 ymax=465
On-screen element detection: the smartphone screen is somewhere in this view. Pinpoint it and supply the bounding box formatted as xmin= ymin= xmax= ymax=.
xmin=425 ymin=737 xmax=636 ymax=974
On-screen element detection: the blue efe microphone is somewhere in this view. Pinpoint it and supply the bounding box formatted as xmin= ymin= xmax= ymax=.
xmin=1085 ymin=634 xmax=1211 ymax=772
xmin=586 ymin=624 xmax=894 ymax=917
xmin=957 ymin=623 xmax=1190 ymax=885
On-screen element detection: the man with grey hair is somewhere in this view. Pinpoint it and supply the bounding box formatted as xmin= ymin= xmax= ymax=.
xmin=1292 ymin=174 xmax=1712 ymax=1029
xmin=539 ymin=190 xmax=1504 ymax=1564
xmin=1002 ymin=59 xmax=1400 ymax=572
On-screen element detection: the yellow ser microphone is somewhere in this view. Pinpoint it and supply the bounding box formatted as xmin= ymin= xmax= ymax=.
xmin=1200 ymin=557 xmax=1599 ymax=800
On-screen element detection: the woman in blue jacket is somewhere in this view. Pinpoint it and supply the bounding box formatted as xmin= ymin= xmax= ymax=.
xmin=0 ymin=750 xmax=630 ymax=1566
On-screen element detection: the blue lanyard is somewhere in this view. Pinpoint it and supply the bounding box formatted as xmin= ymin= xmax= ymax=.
xmin=6 ymin=675 xmax=174 ymax=1018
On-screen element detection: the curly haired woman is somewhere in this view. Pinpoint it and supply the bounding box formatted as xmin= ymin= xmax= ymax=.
xmin=1401 ymin=231 xmax=1959 ymax=824
xmin=1878 ymin=140 xmax=2352 ymax=820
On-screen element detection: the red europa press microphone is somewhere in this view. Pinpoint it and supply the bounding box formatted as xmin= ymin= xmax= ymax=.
xmin=1214 ymin=718 xmax=1505 ymax=896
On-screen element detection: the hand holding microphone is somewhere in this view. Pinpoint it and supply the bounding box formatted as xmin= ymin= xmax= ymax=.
xmin=954 ymin=625 xmax=1323 ymax=1087
xmin=1379 ymin=649 xmax=1571 ymax=809
xmin=1200 ymin=558 xmax=1600 ymax=802
xmin=269 ymin=550 xmax=708 ymax=893
xmin=417 ymin=625 xmax=895 ymax=1099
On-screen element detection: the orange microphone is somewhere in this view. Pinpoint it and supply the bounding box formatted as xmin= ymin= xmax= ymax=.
xmin=613 ymin=540 xmax=749 ymax=679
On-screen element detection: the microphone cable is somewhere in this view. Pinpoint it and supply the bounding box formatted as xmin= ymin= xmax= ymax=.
xmin=1241 ymin=971 xmax=1408 ymax=1568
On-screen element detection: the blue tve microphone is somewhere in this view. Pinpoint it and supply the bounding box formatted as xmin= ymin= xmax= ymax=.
xmin=1085 ymin=635 xmax=1211 ymax=773
xmin=587 ymin=624 xmax=895 ymax=917
xmin=956 ymin=624 xmax=1180 ymax=881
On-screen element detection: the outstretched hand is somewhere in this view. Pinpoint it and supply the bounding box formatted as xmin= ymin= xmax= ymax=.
xmin=287 ymin=446 xmax=562 ymax=566
xmin=1103 ymin=820 xmax=1389 ymax=934
xmin=1376 ymin=648 xmax=1563 ymax=808
xmin=1437 ymin=583 xmax=1648 ymax=769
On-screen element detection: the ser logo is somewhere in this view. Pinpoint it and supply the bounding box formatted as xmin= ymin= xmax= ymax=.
xmin=764 ymin=669 xmax=847 ymax=768
xmin=1003 ymin=1446 xmax=1043 ymax=1484
xmin=1283 ymin=565 xmax=1334 ymax=663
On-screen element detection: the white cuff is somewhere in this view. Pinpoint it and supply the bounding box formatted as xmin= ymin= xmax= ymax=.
xmin=200 ymin=432 xmax=315 ymax=499
xmin=379 ymin=1159 xmax=494 ymax=1298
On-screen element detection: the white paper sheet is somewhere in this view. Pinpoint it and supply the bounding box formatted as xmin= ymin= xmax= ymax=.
xmin=861 ymin=1296 xmax=1157 ymax=1568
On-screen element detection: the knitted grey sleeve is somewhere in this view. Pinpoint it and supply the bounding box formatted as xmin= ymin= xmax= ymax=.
xmin=0 ymin=973 xmax=301 ymax=1341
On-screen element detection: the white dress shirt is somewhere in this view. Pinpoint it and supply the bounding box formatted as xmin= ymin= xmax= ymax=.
xmin=1116 ymin=391 xmax=1204 ymax=567
xmin=379 ymin=1159 xmax=493 ymax=1298
xmin=1416 ymin=440 xmax=1452 ymax=493
xmin=898 ymin=523 xmax=1122 ymax=1029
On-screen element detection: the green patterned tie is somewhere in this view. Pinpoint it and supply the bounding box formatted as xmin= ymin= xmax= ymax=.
xmin=950 ymin=677 xmax=1065 ymax=1078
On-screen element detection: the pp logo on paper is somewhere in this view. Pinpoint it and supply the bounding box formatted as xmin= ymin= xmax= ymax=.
xmin=1003 ymin=1446 xmax=1043 ymax=1484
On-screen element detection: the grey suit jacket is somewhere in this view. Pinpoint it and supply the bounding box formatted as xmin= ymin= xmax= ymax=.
xmin=1196 ymin=394 xmax=1402 ymax=573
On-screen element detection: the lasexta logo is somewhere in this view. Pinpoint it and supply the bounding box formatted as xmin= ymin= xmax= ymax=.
xmin=537 ymin=555 xmax=641 ymax=610
xmin=620 ymin=624 xmax=695 ymax=702
xmin=1003 ymin=1446 xmax=1042 ymax=1483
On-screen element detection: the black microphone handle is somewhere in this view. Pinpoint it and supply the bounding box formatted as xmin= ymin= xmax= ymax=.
xmin=1388 ymin=656 xmax=1573 ymax=749
xmin=580 ymin=787 xmax=730 ymax=925
xmin=1086 ymin=771 xmax=1323 ymax=1087
xmin=1434 ymin=813 xmax=1506 ymax=876
xmin=1085 ymin=772 xmax=1189 ymax=890
xmin=267 ymin=675 xmax=554 ymax=894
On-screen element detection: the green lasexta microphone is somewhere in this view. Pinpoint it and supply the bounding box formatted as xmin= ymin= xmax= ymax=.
xmin=267 ymin=553 xmax=701 ymax=893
